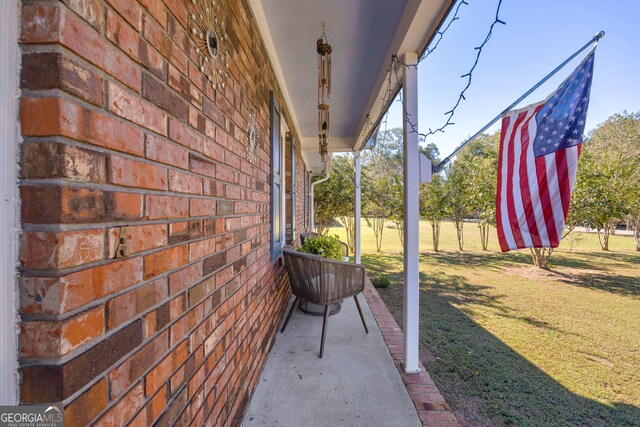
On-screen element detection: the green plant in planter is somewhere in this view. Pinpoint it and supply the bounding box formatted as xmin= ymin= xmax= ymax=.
xmin=298 ymin=235 xmax=343 ymax=260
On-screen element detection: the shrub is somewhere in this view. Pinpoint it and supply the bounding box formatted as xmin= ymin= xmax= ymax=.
xmin=298 ymin=235 xmax=343 ymax=260
xmin=372 ymin=276 xmax=392 ymax=288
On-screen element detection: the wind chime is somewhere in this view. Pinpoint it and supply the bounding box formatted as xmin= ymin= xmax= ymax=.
xmin=317 ymin=23 xmax=332 ymax=162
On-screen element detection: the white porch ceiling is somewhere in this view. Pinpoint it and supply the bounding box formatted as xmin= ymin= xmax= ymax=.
xmin=249 ymin=0 xmax=453 ymax=175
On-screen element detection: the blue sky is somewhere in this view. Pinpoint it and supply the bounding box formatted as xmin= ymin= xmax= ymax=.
xmin=383 ymin=0 xmax=640 ymax=158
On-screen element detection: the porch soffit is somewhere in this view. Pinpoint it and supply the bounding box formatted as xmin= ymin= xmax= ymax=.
xmin=248 ymin=0 xmax=452 ymax=175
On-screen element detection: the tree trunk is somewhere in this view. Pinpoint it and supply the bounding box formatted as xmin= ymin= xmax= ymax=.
xmin=596 ymin=227 xmax=605 ymax=251
xmin=454 ymin=218 xmax=464 ymax=251
xmin=627 ymin=216 xmax=640 ymax=251
xmin=340 ymin=216 xmax=356 ymax=254
xmin=529 ymin=247 xmax=553 ymax=269
xmin=431 ymin=221 xmax=440 ymax=252
xmin=316 ymin=222 xmax=328 ymax=236
xmin=602 ymin=226 xmax=610 ymax=251
xmin=478 ymin=223 xmax=490 ymax=251
xmin=393 ymin=219 xmax=404 ymax=247
xmin=372 ymin=217 xmax=385 ymax=252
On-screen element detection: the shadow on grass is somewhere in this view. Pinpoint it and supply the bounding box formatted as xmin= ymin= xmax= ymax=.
xmin=419 ymin=250 xmax=608 ymax=273
xmin=363 ymin=254 xmax=578 ymax=337
xmin=414 ymin=250 xmax=639 ymax=299
xmin=554 ymin=270 xmax=640 ymax=299
xmin=547 ymin=253 xmax=611 ymax=271
xmin=423 ymin=251 xmax=529 ymax=271
xmin=364 ymin=254 xmax=640 ymax=427
xmin=577 ymin=251 xmax=640 ymax=265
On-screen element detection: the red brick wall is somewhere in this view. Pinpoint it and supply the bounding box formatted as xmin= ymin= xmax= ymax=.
xmin=18 ymin=0 xmax=307 ymax=424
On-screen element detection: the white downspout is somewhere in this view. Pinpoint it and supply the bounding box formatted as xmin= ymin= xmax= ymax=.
xmin=310 ymin=161 xmax=332 ymax=232
xmin=402 ymin=51 xmax=420 ymax=373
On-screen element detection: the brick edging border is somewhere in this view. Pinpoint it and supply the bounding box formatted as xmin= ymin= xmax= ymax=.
xmin=363 ymin=279 xmax=460 ymax=427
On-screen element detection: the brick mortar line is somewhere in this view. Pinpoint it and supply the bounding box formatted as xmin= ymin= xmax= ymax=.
xmin=23 ymin=264 xmax=280 ymax=413
xmin=20 ymin=237 xmax=272 ymax=324
xmin=90 ymin=296 xmax=238 ymax=425
xmin=60 ymin=329 xmax=192 ymax=412
xmin=19 ymin=214 xmax=265 ymax=233
xmin=362 ymin=280 xmax=460 ymax=427
xmin=19 ymin=226 xmax=262 ymax=278
xmin=117 ymin=271 xmax=268 ymax=413
xmin=20 ymin=83 xmax=273 ymax=179
xmin=19 ymin=130 xmax=272 ymax=187
xmin=19 ymin=176 xmax=271 ymax=202
xmin=19 ymin=136 xmax=271 ymax=189
xmin=20 ymin=130 xmax=270 ymax=186
xmin=20 ymin=242 xmax=269 ymax=323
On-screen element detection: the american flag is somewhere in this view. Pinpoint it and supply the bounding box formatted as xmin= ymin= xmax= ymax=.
xmin=496 ymin=50 xmax=595 ymax=252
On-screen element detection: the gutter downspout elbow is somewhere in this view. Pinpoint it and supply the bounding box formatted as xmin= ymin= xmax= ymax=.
xmin=310 ymin=162 xmax=332 ymax=233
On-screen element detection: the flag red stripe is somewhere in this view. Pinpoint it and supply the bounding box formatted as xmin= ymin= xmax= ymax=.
xmin=555 ymin=148 xmax=571 ymax=220
xmin=496 ymin=116 xmax=510 ymax=252
xmin=518 ymin=108 xmax=542 ymax=247
xmin=505 ymin=111 xmax=528 ymax=249
xmin=535 ymin=156 xmax=560 ymax=246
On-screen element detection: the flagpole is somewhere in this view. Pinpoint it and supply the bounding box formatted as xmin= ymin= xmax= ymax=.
xmin=433 ymin=30 xmax=605 ymax=173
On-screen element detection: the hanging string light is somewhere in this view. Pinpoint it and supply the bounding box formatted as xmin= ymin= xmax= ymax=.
xmin=317 ymin=23 xmax=332 ymax=162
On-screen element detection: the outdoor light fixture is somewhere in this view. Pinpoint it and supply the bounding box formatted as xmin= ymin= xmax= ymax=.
xmin=317 ymin=23 xmax=332 ymax=162
xmin=190 ymin=0 xmax=231 ymax=90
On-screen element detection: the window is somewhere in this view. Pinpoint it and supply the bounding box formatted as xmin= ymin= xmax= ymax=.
xmin=270 ymin=91 xmax=283 ymax=260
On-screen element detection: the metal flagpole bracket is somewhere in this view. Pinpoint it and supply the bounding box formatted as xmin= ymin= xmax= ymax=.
xmin=432 ymin=30 xmax=605 ymax=173
xmin=419 ymin=153 xmax=432 ymax=183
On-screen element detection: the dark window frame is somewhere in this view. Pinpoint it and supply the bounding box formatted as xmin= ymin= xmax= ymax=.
xmin=289 ymin=135 xmax=296 ymax=243
xmin=270 ymin=92 xmax=283 ymax=260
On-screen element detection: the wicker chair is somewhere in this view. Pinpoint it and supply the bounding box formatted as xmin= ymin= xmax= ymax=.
xmin=280 ymin=248 xmax=368 ymax=358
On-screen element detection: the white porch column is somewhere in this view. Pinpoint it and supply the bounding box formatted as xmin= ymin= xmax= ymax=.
xmin=354 ymin=152 xmax=361 ymax=263
xmin=402 ymin=51 xmax=420 ymax=373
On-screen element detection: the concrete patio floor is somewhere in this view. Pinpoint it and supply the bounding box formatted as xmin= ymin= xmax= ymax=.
xmin=244 ymin=293 xmax=422 ymax=426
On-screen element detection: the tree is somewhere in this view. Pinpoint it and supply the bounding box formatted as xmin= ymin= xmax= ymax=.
xmin=388 ymin=176 xmax=404 ymax=246
xmin=313 ymin=154 xmax=354 ymax=236
xmin=454 ymin=132 xmax=499 ymax=250
xmin=443 ymin=161 xmax=471 ymax=250
xmin=570 ymin=112 xmax=640 ymax=250
xmin=627 ymin=165 xmax=640 ymax=251
xmin=362 ymin=127 xmax=404 ymax=251
xmin=420 ymin=173 xmax=446 ymax=251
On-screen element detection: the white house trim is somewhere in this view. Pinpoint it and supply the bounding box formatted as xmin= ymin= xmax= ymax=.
xmin=0 ymin=0 xmax=20 ymax=405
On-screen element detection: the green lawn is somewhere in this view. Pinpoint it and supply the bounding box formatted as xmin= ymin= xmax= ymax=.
xmin=328 ymin=220 xmax=640 ymax=426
